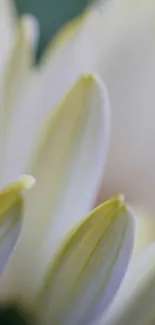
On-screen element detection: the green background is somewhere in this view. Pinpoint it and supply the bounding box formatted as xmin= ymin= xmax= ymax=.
xmin=14 ymin=0 xmax=93 ymax=59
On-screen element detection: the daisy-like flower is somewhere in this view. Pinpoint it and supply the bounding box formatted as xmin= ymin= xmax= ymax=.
xmin=0 ymin=1 xmax=135 ymax=324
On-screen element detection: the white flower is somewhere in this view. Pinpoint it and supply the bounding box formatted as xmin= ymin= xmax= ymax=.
xmin=0 ymin=1 xmax=135 ymax=325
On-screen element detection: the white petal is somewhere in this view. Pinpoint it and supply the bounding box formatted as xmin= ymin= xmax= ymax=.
xmin=0 ymin=175 xmax=35 ymax=277
xmin=2 ymin=14 xmax=39 ymax=185
xmin=0 ymin=74 xmax=110 ymax=306
xmin=95 ymin=1 xmax=155 ymax=215
xmin=0 ymin=0 xmax=16 ymax=74
xmin=3 ymin=14 xmax=38 ymax=116
xmin=0 ymin=0 xmax=17 ymax=184
xmin=35 ymin=196 xmax=135 ymax=325
xmin=2 ymin=10 xmax=100 ymax=185
xmin=0 ymin=202 xmax=21 ymax=277
xmin=5 ymin=10 xmax=101 ymax=179
xmin=133 ymin=207 xmax=155 ymax=255
xmin=103 ymin=243 xmax=155 ymax=325
xmin=36 ymin=9 xmax=100 ymax=115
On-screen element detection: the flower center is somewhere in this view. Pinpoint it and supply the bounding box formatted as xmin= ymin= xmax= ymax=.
xmin=0 ymin=305 xmax=31 ymax=324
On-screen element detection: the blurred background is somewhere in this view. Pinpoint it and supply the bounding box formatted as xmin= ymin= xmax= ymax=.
xmin=14 ymin=0 xmax=93 ymax=60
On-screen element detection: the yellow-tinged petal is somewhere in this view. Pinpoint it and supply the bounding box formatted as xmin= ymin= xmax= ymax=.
xmin=0 ymin=200 xmax=22 ymax=276
xmin=20 ymin=9 xmax=102 ymax=165
xmin=0 ymin=175 xmax=35 ymax=276
xmin=38 ymin=8 xmax=100 ymax=99
xmin=0 ymin=0 xmax=16 ymax=69
xmin=4 ymin=14 xmax=38 ymax=121
xmin=0 ymin=175 xmax=35 ymax=217
xmin=41 ymin=10 xmax=91 ymax=62
xmin=0 ymin=74 xmax=110 ymax=306
xmin=0 ymin=0 xmax=17 ymax=184
xmin=34 ymin=195 xmax=135 ymax=325
xmin=3 ymin=9 xmax=101 ymax=185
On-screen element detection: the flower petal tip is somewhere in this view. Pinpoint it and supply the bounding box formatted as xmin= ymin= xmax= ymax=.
xmin=80 ymin=74 xmax=95 ymax=85
xmin=19 ymin=175 xmax=36 ymax=189
xmin=118 ymin=193 xmax=125 ymax=204
xmin=81 ymin=73 xmax=102 ymax=84
xmin=21 ymin=13 xmax=39 ymax=48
